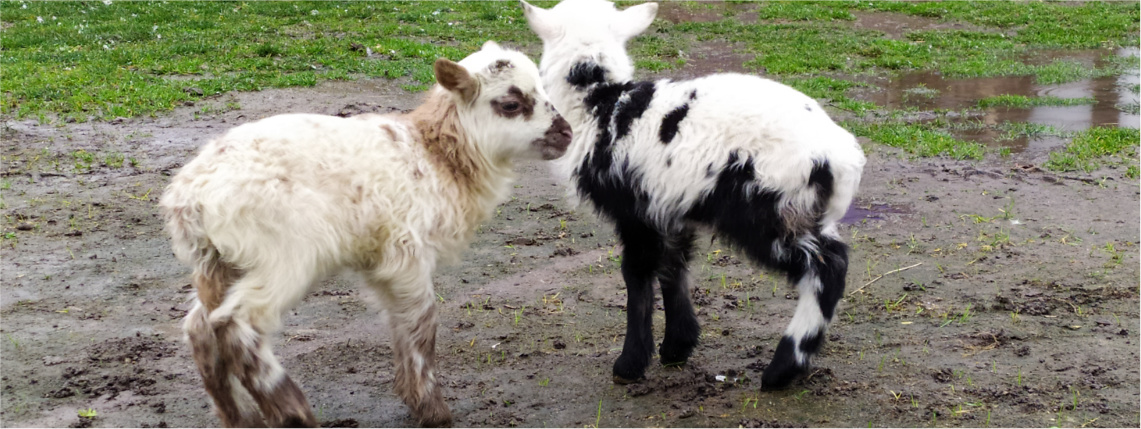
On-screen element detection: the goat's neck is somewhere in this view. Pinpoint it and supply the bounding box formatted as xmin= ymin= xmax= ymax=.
xmin=405 ymin=95 xmax=514 ymax=233
xmin=542 ymin=62 xmax=632 ymax=183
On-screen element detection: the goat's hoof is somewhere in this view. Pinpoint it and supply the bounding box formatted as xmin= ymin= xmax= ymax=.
xmin=660 ymin=358 xmax=688 ymax=368
xmin=413 ymin=401 xmax=453 ymax=428
xmin=759 ymin=363 xmax=807 ymax=391
xmin=416 ymin=413 xmax=453 ymax=428
xmin=611 ymin=374 xmax=644 ymax=385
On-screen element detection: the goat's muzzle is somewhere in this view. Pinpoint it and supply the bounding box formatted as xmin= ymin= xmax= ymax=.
xmin=535 ymin=114 xmax=572 ymax=160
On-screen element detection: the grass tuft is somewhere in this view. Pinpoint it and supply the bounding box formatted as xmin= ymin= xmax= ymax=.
xmin=1045 ymin=127 xmax=1140 ymax=175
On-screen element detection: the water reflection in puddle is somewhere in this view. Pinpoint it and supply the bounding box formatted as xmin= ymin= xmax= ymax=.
xmin=864 ymin=47 xmax=1139 ymax=153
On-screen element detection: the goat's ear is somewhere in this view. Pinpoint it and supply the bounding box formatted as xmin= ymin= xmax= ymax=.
xmin=611 ymin=2 xmax=658 ymax=42
xmin=521 ymin=0 xmax=560 ymax=40
xmin=481 ymin=40 xmax=502 ymax=51
xmin=434 ymin=58 xmax=479 ymax=104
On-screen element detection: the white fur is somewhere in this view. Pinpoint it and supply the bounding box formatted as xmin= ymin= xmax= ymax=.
xmin=162 ymin=42 xmax=564 ymax=425
xmin=524 ymin=0 xmax=865 ymax=230
xmin=524 ymin=0 xmax=866 ymax=378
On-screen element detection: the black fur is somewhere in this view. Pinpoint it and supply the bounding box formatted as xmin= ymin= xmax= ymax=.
xmin=611 ymin=219 xmax=663 ymax=383
xmin=566 ymin=61 xmax=607 ymax=88
xmin=657 ymin=229 xmax=700 ymax=366
xmin=572 ymin=78 xmax=849 ymax=389
xmin=659 ymin=104 xmax=689 ymax=144
xmin=613 ymin=82 xmax=656 ymax=142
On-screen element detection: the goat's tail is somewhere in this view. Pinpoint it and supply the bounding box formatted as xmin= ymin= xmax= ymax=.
xmin=161 ymin=195 xmax=242 ymax=312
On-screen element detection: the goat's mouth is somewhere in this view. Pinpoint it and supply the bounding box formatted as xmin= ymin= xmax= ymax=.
xmin=535 ymin=115 xmax=572 ymax=160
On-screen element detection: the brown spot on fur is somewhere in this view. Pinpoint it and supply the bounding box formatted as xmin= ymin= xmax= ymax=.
xmin=491 ymin=85 xmax=535 ymax=120
xmin=185 ymin=307 xmax=264 ymax=427
xmin=217 ymin=320 xmax=318 ymax=428
xmin=193 ymin=259 xmax=241 ymax=313
xmin=351 ymin=184 xmax=364 ymax=204
xmin=379 ymin=124 xmax=398 ymax=141
xmin=492 ymin=59 xmax=513 ymax=72
xmin=413 ymin=168 xmax=424 ymax=180
xmin=390 ymin=302 xmax=452 ymax=427
xmin=404 ymin=91 xmax=490 ymax=220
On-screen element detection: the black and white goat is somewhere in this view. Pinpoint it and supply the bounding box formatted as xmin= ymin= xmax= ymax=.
xmin=522 ymin=0 xmax=866 ymax=389
xmin=160 ymin=42 xmax=570 ymax=427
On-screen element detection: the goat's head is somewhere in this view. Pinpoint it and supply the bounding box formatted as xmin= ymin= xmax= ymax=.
xmin=434 ymin=41 xmax=571 ymax=162
xmin=521 ymin=0 xmax=658 ymax=89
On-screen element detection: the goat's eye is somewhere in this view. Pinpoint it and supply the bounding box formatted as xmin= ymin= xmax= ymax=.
xmin=501 ymin=102 xmax=520 ymax=112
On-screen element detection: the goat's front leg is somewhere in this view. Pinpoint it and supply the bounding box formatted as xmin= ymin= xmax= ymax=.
xmin=372 ymin=272 xmax=452 ymax=427
xmin=657 ymin=229 xmax=699 ymax=367
xmin=612 ymin=219 xmax=665 ymax=384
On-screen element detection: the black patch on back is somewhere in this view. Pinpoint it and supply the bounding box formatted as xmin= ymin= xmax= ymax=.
xmin=613 ymin=82 xmax=656 ymax=142
xmin=659 ymin=104 xmax=689 ymax=144
xmin=567 ymin=62 xmax=607 ymax=88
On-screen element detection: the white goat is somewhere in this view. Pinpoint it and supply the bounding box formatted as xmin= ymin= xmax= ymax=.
xmin=159 ymin=41 xmax=570 ymax=427
xmin=522 ymin=0 xmax=866 ymax=389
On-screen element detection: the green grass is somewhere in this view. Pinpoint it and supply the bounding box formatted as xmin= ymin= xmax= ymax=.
xmin=3 ymin=0 xmax=1137 ymax=166
xmin=845 ymin=121 xmax=985 ymax=160
xmin=977 ymin=95 xmax=1095 ymax=109
xmin=784 ymin=76 xmax=878 ymax=115
xmin=2 ymin=1 xmax=532 ymax=121
xmin=675 ymin=2 xmax=1137 ymax=79
xmin=1045 ymin=127 xmax=1140 ymax=175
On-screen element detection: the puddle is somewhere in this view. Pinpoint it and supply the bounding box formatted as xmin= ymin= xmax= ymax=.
xmin=841 ymin=199 xmax=910 ymax=224
xmin=851 ymin=11 xmax=991 ymax=39
xmin=860 ymin=47 xmax=1140 ymax=152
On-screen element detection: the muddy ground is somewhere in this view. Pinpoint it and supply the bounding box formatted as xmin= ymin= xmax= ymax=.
xmin=3 ymin=17 xmax=1140 ymax=429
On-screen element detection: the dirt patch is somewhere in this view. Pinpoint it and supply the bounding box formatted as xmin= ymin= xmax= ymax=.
xmin=852 ymin=11 xmax=991 ymax=39
xmin=2 ymin=69 xmax=1138 ymax=428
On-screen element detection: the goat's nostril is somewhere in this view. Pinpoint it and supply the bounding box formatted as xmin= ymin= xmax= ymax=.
xmin=561 ymin=129 xmax=573 ymax=138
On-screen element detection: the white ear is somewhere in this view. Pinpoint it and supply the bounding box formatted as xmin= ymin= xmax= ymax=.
xmin=482 ymin=40 xmax=502 ymax=51
xmin=521 ymin=0 xmax=561 ymax=41
xmin=611 ymin=2 xmax=658 ymax=41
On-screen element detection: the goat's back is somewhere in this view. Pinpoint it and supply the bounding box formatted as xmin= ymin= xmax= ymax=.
xmin=160 ymin=113 xmax=448 ymax=272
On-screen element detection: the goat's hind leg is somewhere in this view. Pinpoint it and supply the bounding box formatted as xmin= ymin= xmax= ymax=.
xmin=612 ymin=219 xmax=665 ymax=384
xmin=185 ymin=301 xmax=264 ymax=427
xmin=657 ymin=229 xmax=699 ymax=367
xmin=212 ymin=272 xmax=318 ymax=427
xmin=184 ymin=262 xmax=264 ymax=427
xmin=761 ymin=235 xmax=849 ymax=390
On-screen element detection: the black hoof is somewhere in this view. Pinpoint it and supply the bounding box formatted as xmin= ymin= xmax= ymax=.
xmin=611 ymin=374 xmax=644 ymax=385
xmin=659 ymin=342 xmax=696 ymax=367
xmin=760 ymin=336 xmax=808 ymax=391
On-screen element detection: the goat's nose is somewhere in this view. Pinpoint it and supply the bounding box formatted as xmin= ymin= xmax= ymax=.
xmin=560 ymin=128 xmax=572 ymax=139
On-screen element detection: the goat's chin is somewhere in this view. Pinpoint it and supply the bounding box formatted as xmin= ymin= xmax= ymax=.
xmin=532 ymin=140 xmax=569 ymax=160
